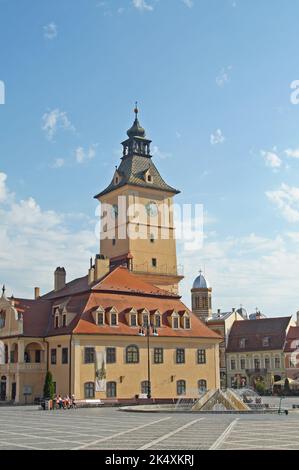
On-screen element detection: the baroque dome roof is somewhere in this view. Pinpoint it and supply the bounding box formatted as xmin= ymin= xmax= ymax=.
xmin=192 ymin=272 xmax=210 ymax=289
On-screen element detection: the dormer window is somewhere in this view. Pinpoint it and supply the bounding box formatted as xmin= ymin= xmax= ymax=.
xmin=143 ymin=314 xmax=149 ymax=327
xmin=97 ymin=312 xmax=104 ymax=326
xmin=239 ymin=338 xmax=246 ymax=349
xmin=55 ymin=315 xmax=59 ymax=329
xmin=147 ymin=174 xmax=152 ymax=183
xmin=263 ymin=336 xmax=270 ymax=347
xmin=115 ymin=177 xmax=119 ymax=184
xmin=155 ymin=313 xmax=161 ymax=328
xmin=184 ymin=317 xmax=191 ymax=329
xmin=62 ymin=314 xmax=67 ymax=327
xmin=171 ymin=312 xmax=179 ymax=329
xmin=111 ymin=313 xmax=118 ymax=326
xmin=131 ymin=314 xmax=137 ymax=327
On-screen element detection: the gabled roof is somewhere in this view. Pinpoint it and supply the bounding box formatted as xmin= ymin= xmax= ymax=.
xmin=226 ymin=317 xmax=292 ymax=353
xmin=284 ymin=326 xmax=299 ymax=352
xmin=95 ymin=154 xmax=179 ymax=198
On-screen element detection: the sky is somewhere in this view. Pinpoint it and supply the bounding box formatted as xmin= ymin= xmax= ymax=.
xmin=1 ymin=0 xmax=299 ymax=317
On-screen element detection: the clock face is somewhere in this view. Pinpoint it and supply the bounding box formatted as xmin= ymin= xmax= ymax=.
xmin=112 ymin=204 xmax=118 ymax=218
xmin=146 ymin=202 xmax=158 ymax=217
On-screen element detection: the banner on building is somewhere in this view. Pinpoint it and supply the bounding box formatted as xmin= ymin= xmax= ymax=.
xmin=95 ymin=350 xmax=106 ymax=392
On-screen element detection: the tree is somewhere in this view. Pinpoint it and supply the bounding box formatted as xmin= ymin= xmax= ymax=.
xmin=255 ymin=380 xmax=266 ymax=396
xmin=43 ymin=371 xmax=55 ymax=399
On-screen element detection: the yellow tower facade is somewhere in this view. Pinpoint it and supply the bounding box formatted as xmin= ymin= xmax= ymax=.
xmin=95 ymin=107 xmax=183 ymax=293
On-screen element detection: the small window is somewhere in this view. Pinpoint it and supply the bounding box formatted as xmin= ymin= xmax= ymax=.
xmin=263 ymin=337 xmax=270 ymax=347
xmin=107 ymin=381 xmax=117 ymax=398
xmin=131 ymin=314 xmax=137 ymax=327
xmin=35 ymin=350 xmax=41 ymax=364
xmin=62 ymin=348 xmax=68 ymax=364
xmin=115 ymin=177 xmax=119 ymax=184
xmin=173 ymin=317 xmax=179 ymax=329
xmin=97 ymin=312 xmax=104 ymax=326
xmin=143 ymin=315 xmax=149 ymax=327
xmin=231 ymin=359 xmax=236 ymax=370
xmin=152 ymin=258 xmax=157 ymax=268
xmin=155 ymin=315 xmax=161 ymax=328
xmin=84 ymin=347 xmax=95 ymax=364
xmin=84 ymin=382 xmax=95 ymax=399
xmin=110 ymin=313 xmax=118 ymax=326
xmin=254 ymin=358 xmax=260 ymax=370
xmin=112 ymin=238 xmax=116 ymax=246
xmin=197 ymin=349 xmax=206 ymax=364
xmin=51 ymin=349 xmax=57 ymax=365
xmin=176 ymin=348 xmax=185 ymax=364
xmin=275 ymin=357 xmax=281 ymax=369
xmin=106 ymin=347 xmax=116 ymax=364
xmin=55 ymin=316 xmax=59 ymax=329
xmin=154 ymin=348 xmax=163 ymax=364
xmin=239 ymin=338 xmax=246 ymax=349
xmin=198 ymin=379 xmax=207 ymax=393
xmin=141 ymin=380 xmax=150 ymax=395
xmin=147 ymin=175 xmax=152 ymax=182
xmin=185 ymin=317 xmax=191 ymax=329
xmin=62 ymin=315 xmax=67 ymax=327
xmin=177 ymin=380 xmax=186 ymax=396
xmin=126 ymin=345 xmax=139 ymax=364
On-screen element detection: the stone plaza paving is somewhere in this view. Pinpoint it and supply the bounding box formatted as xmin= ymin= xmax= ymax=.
xmin=0 ymin=406 xmax=299 ymax=450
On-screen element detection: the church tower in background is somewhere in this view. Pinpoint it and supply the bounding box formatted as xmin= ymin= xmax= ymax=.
xmin=191 ymin=271 xmax=212 ymax=322
xmin=94 ymin=105 xmax=183 ymax=294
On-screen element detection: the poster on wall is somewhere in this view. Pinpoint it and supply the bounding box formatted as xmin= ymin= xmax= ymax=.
xmin=95 ymin=350 xmax=106 ymax=392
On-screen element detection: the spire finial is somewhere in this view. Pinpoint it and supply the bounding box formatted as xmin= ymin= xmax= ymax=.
xmin=2 ymin=285 xmax=5 ymax=297
xmin=199 ymin=269 xmax=203 ymax=275
xmin=134 ymin=101 xmax=138 ymax=119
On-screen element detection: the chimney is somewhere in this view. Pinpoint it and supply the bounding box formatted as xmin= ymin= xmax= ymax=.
xmin=94 ymin=255 xmax=110 ymax=281
xmin=34 ymin=287 xmax=40 ymax=299
xmin=54 ymin=267 xmax=66 ymax=292
xmin=297 ymin=311 xmax=299 ymax=327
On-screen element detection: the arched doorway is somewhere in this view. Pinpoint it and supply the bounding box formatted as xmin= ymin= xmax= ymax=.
xmin=0 ymin=376 xmax=6 ymax=401
xmin=24 ymin=342 xmax=44 ymax=363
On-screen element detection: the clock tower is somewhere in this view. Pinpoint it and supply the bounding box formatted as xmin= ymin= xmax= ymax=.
xmin=94 ymin=106 xmax=183 ymax=294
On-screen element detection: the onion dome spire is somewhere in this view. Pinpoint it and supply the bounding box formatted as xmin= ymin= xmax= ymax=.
xmin=127 ymin=102 xmax=146 ymax=138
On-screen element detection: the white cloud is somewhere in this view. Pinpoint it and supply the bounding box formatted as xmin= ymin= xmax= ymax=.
xmin=179 ymin=230 xmax=299 ymax=317
xmin=75 ymin=144 xmax=98 ymax=164
xmin=261 ymin=150 xmax=282 ymax=169
xmin=182 ymin=0 xmax=194 ymax=7
xmin=0 ymin=172 xmax=97 ymax=298
xmin=43 ymin=23 xmax=58 ymax=40
xmin=152 ymin=145 xmax=171 ymax=160
xmin=210 ymin=129 xmax=225 ymax=145
xmin=285 ymin=148 xmax=299 ymax=159
xmin=266 ymin=183 xmax=299 ymax=223
xmin=42 ymin=109 xmax=75 ymax=140
xmin=216 ymin=66 xmax=232 ymax=87
xmin=51 ymin=158 xmax=65 ymax=169
xmin=0 ymin=173 xmax=8 ymax=203
xmin=132 ymin=0 xmax=153 ymax=11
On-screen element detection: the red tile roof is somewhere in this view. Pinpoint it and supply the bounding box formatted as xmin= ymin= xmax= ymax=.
xmin=226 ymin=317 xmax=292 ymax=353
xmin=12 ymin=267 xmax=220 ymax=340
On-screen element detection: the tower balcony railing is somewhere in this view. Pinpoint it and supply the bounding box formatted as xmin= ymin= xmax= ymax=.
xmin=133 ymin=263 xmax=184 ymax=277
